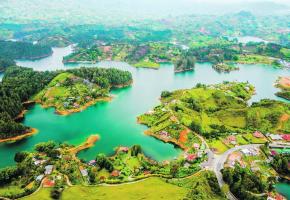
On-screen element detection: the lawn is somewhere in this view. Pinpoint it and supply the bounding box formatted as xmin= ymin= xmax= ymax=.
xmin=62 ymin=177 xmax=187 ymax=200
xmin=0 ymin=185 xmax=25 ymax=197
xmin=133 ymin=60 xmax=160 ymax=69
xmin=243 ymin=133 xmax=267 ymax=144
xmin=21 ymin=188 xmax=51 ymax=200
xmin=237 ymin=54 xmax=275 ymax=65
xmin=208 ymin=140 xmax=229 ymax=154
xmin=236 ymin=135 xmax=249 ymax=145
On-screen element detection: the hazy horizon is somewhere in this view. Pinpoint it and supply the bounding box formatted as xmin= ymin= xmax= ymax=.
xmin=1 ymin=0 xmax=290 ymax=24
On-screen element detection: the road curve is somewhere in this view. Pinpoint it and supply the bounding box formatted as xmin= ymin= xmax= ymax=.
xmin=213 ymin=144 xmax=262 ymax=200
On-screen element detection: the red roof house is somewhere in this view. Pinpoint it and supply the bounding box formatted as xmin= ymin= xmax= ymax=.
xmin=43 ymin=178 xmax=55 ymax=188
xmin=253 ymin=131 xmax=264 ymax=138
xmin=111 ymin=170 xmax=120 ymax=177
xmin=282 ymin=134 xmax=290 ymax=141
xmin=186 ymin=154 xmax=197 ymax=162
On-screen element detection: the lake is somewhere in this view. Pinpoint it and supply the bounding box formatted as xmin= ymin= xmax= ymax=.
xmin=0 ymin=46 xmax=289 ymax=170
xmin=275 ymin=182 xmax=290 ymax=200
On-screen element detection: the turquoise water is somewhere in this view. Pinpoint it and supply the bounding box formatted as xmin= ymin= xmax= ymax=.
xmin=0 ymin=47 xmax=288 ymax=169
xmin=275 ymin=183 xmax=290 ymax=200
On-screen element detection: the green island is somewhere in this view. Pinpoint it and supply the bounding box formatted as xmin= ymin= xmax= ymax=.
xmin=62 ymin=37 xmax=289 ymax=71
xmin=212 ymin=63 xmax=239 ymax=73
xmin=63 ymin=43 xmax=182 ymax=69
xmin=138 ymin=82 xmax=289 ymax=152
xmin=0 ymin=66 xmax=132 ymax=141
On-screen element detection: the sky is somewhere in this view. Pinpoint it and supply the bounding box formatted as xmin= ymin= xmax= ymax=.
xmin=0 ymin=0 xmax=289 ymax=24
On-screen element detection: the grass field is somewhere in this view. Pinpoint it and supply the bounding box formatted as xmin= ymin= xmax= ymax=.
xmin=0 ymin=186 xmax=25 ymax=197
xmin=208 ymin=140 xmax=229 ymax=154
xmin=237 ymin=54 xmax=275 ymax=65
xmin=23 ymin=178 xmax=188 ymax=200
xmin=133 ymin=60 xmax=160 ymax=69
xmin=21 ymin=188 xmax=51 ymax=200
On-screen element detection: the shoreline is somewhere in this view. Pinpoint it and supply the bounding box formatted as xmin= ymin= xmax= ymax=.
xmin=70 ymin=134 xmax=99 ymax=155
xmin=0 ymin=128 xmax=38 ymax=143
xmin=174 ymin=67 xmax=194 ymax=73
xmin=35 ymin=96 xmax=112 ymax=116
xmin=144 ymin=130 xmax=187 ymax=151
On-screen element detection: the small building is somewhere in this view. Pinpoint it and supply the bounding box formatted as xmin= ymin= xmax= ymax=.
xmin=193 ymin=143 xmax=200 ymax=149
xmin=43 ymin=178 xmax=55 ymax=188
xmin=143 ymin=171 xmax=151 ymax=175
xmin=269 ymin=134 xmax=282 ymax=141
xmin=253 ymin=131 xmax=264 ymax=138
xmin=186 ymin=154 xmax=197 ymax=162
xmin=35 ymin=174 xmax=44 ymax=182
xmin=44 ymin=165 xmax=53 ymax=175
xmin=118 ymin=146 xmax=129 ymax=153
xmin=241 ymin=149 xmax=251 ymax=156
xmin=111 ymin=170 xmax=120 ymax=177
xmin=73 ymin=102 xmax=80 ymax=108
xmin=88 ymin=160 xmax=96 ymax=166
xmin=34 ymin=159 xmax=46 ymax=166
xmin=160 ymin=131 xmax=169 ymax=137
xmin=228 ymin=135 xmax=236 ymax=142
xmin=80 ymin=169 xmax=88 ymax=177
xmin=282 ymin=134 xmax=290 ymax=141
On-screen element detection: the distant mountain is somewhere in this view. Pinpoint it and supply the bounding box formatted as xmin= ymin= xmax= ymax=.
xmin=0 ymin=0 xmax=289 ymax=24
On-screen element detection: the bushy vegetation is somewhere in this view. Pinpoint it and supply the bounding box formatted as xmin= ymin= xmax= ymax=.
xmin=174 ymin=54 xmax=195 ymax=72
xmin=222 ymin=165 xmax=272 ymax=200
xmin=140 ymin=82 xmax=289 ymax=143
xmin=0 ymin=56 xmax=15 ymax=71
xmin=271 ymin=154 xmax=290 ymax=175
xmin=0 ymin=40 xmax=52 ymax=60
xmin=0 ymin=67 xmax=57 ymax=139
xmin=169 ymin=171 xmax=226 ymax=200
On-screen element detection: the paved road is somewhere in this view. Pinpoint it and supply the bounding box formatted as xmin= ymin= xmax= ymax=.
xmin=202 ymin=144 xmax=262 ymax=200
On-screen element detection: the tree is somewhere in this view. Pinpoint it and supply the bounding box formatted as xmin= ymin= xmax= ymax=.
xmin=14 ymin=151 xmax=28 ymax=163
xmin=95 ymin=154 xmax=114 ymax=172
xmin=131 ymin=145 xmax=142 ymax=156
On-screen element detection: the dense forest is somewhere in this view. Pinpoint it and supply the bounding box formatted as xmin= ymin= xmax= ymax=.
xmin=0 ymin=67 xmax=57 ymax=139
xmin=0 ymin=66 xmax=132 ymax=139
xmin=222 ymin=165 xmax=271 ymax=200
xmin=0 ymin=56 xmax=15 ymax=72
xmin=174 ymin=54 xmax=195 ymax=72
xmin=0 ymin=41 xmax=52 ymax=60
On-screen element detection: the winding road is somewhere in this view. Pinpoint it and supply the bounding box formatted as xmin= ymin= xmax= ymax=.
xmin=201 ymin=144 xmax=262 ymax=200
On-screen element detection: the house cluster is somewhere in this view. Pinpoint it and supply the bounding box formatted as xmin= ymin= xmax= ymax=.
xmin=267 ymin=133 xmax=290 ymax=141
xmin=32 ymin=157 xmax=47 ymax=166
xmin=45 ymin=165 xmax=54 ymax=175
xmin=227 ymin=148 xmax=260 ymax=169
xmin=227 ymin=152 xmax=246 ymax=168
xmin=240 ymin=148 xmax=259 ymax=156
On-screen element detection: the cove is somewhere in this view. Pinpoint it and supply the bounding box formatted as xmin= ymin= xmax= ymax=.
xmin=0 ymin=46 xmax=289 ymax=168
xmin=275 ymin=183 xmax=290 ymax=200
